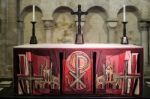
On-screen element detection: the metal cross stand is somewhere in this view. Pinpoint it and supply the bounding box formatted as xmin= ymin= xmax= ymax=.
xmin=71 ymin=5 xmax=88 ymax=44
xmin=30 ymin=21 xmax=38 ymax=44
xmin=121 ymin=22 xmax=129 ymax=44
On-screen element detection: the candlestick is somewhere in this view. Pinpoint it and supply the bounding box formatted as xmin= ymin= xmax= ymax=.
xmin=123 ymin=5 xmax=126 ymax=22
xmin=121 ymin=22 xmax=128 ymax=44
xmin=30 ymin=21 xmax=37 ymax=44
xmin=32 ymin=5 xmax=35 ymax=22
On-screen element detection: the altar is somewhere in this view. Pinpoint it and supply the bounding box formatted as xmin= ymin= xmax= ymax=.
xmin=13 ymin=43 xmax=143 ymax=97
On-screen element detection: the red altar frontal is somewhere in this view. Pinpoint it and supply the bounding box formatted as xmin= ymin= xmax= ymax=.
xmin=13 ymin=44 xmax=143 ymax=97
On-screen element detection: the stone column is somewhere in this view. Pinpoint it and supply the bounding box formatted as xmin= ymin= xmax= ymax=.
xmin=140 ymin=21 xmax=149 ymax=66
xmin=106 ymin=20 xmax=118 ymax=43
xmin=17 ymin=20 xmax=24 ymax=44
xmin=43 ymin=20 xmax=54 ymax=43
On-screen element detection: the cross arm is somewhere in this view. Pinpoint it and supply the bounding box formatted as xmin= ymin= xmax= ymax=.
xmin=17 ymin=74 xmax=44 ymax=80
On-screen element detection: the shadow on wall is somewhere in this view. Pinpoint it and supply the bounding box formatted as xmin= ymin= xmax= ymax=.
xmin=83 ymin=6 xmax=108 ymax=43
xmin=52 ymin=6 xmax=76 ymax=43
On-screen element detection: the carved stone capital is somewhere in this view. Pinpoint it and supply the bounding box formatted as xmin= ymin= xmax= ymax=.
xmin=106 ymin=20 xmax=118 ymax=28
xmin=139 ymin=20 xmax=149 ymax=30
xmin=43 ymin=20 xmax=54 ymax=30
xmin=17 ymin=20 xmax=24 ymax=28
xmin=17 ymin=19 xmax=23 ymax=23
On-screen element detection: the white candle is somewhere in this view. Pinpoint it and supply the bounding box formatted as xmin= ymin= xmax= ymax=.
xmin=123 ymin=5 xmax=126 ymax=22
xmin=32 ymin=5 xmax=35 ymax=21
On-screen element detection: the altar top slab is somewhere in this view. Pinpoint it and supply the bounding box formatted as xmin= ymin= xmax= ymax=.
xmin=14 ymin=43 xmax=143 ymax=49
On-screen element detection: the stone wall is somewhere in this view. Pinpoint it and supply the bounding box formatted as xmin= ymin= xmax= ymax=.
xmin=0 ymin=0 xmax=17 ymax=77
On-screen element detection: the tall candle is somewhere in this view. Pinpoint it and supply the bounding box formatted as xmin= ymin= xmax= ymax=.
xmin=123 ymin=5 xmax=126 ymax=22
xmin=32 ymin=5 xmax=35 ymax=21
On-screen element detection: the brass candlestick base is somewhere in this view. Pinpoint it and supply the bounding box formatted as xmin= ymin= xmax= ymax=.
xmin=30 ymin=35 xmax=37 ymax=44
xmin=121 ymin=22 xmax=128 ymax=44
xmin=121 ymin=36 xmax=128 ymax=44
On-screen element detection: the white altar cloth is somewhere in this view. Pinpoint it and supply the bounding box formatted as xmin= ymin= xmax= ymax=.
xmin=14 ymin=43 xmax=143 ymax=49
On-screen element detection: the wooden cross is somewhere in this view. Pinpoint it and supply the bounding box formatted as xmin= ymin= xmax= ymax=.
xmin=18 ymin=75 xmax=43 ymax=95
xmin=18 ymin=62 xmax=43 ymax=95
xmin=115 ymin=60 xmax=140 ymax=95
xmin=71 ymin=4 xmax=88 ymax=44
xmin=71 ymin=4 xmax=88 ymax=34
xmin=115 ymin=74 xmax=140 ymax=95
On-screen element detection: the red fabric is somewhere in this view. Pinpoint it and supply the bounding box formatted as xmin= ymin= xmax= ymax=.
xmin=18 ymin=51 xmax=60 ymax=95
xmin=32 ymin=53 xmax=60 ymax=95
xmin=32 ymin=54 xmax=50 ymax=76
xmin=19 ymin=55 xmax=26 ymax=75
xmin=26 ymin=52 xmax=32 ymax=62
xmin=118 ymin=52 xmax=125 ymax=74
xmin=130 ymin=53 xmax=139 ymax=95
xmin=96 ymin=51 xmax=126 ymax=95
xmin=132 ymin=54 xmax=137 ymax=74
xmin=63 ymin=51 xmax=93 ymax=94
xmin=15 ymin=48 xmax=142 ymax=96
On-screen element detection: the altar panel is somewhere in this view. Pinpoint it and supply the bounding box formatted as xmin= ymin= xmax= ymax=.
xmin=95 ymin=49 xmax=142 ymax=96
xmin=62 ymin=50 xmax=93 ymax=94
xmin=13 ymin=44 xmax=143 ymax=97
xmin=14 ymin=49 xmax=60 ymax=95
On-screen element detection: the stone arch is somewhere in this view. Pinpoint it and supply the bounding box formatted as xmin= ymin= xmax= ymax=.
xmin=52 ymin=6 xmax=76 ymax=43
xmin=83 ymin=6 xmax=108 ymax=43
xmin=21 ymin=5 xmax=43 ymax=20
xmin=115 ymin=5 xmax=141 ymax=45
xmin=21 ymin=5 xmax=45 ymax=44
xmin=117 ymin=5 xmax=141 ymax=21
xmin=52 ymin=6 xmax=73 ymax=15
xmin=86 ymin=0 xmax=108 ymax=12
